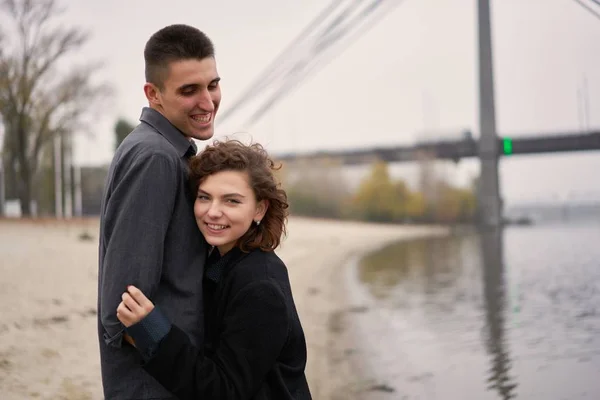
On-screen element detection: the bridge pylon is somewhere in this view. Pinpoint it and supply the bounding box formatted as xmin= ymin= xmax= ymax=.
xmin=477 ymin=0 xmax=503 ymax=228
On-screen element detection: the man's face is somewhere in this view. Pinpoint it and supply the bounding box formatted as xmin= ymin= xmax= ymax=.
xmin=145 ymin=58 xmax=221 ymax=141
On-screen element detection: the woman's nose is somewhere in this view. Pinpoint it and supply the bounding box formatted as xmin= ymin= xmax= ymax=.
xmin=207 ymin=202 xmax=222 ymax=217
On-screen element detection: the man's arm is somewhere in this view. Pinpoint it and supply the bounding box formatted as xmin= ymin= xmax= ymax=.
xmin=100 ymin=153 xmax=178 ymax=348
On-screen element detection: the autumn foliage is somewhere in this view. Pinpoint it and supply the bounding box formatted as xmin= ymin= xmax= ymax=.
xmin=283 ymin=160 xmax=477 ymax=224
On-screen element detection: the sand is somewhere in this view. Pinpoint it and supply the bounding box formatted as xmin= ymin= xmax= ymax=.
xmin=0 ymin=217 xmax=447 ymax=399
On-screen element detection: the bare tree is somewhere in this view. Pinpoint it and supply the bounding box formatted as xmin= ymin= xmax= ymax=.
xmin=0 ymin=0 xmax=111 ymax=216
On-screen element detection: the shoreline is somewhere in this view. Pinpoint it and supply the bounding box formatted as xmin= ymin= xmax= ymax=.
xmin=281 ymin=218 xmax=449 ymax=399
xmin=0 ymin=217 xmax=448 ymax=400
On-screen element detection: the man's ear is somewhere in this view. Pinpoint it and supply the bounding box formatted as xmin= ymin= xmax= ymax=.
xmin=143 ymin=82 xmax=162 ymax=107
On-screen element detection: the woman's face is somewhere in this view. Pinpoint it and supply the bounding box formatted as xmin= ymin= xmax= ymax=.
xmin=194 ymin=170 xmax=266 ymax=255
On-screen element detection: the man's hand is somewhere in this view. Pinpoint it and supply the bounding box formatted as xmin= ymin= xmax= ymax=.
xmin=116 ymin=285 xmax=155 ymax=328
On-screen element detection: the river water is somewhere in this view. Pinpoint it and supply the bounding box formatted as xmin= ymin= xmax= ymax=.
xmin=346 ymin=221 xmax=600 ymax=399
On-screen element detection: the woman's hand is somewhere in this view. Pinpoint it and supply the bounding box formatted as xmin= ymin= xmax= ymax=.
xmin=116 ymin=285 xmax=155 ymax=328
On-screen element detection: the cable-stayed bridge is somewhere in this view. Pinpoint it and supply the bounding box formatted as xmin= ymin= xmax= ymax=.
xmin=218 ymin=0 xmax=600 ymax=226
xmin=273 ymin=130 xmax=600 ymax=165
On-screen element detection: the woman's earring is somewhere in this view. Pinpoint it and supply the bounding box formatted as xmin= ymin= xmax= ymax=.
xmin=255 ymin=220 xmax=261 ymax=226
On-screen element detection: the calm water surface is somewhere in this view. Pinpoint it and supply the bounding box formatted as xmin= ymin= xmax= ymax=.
xmin=347 ymin=222 xmax=600 ymax=399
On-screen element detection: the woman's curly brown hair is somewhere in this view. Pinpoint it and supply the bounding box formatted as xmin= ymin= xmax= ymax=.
xmin=189 ymin=140 xmax=289 ymax=252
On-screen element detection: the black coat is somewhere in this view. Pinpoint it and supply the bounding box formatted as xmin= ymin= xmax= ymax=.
xmin=142 ymin=247 xmax=312 ymax=400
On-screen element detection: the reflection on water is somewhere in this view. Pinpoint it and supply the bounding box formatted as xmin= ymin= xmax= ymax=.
xmin=359 ymin=234 xmax=467 ymax=304
xmin=353 ymin=224 xmax=600 ymax=399
xmin=480 ymin=229 xmax=517 ymax=399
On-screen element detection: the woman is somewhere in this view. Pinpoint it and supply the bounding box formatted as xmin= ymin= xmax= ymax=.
xmin=116 ymin=140 xmax=312 ymax=399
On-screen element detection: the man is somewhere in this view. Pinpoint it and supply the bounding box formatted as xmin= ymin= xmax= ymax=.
xmin=98 ymin=24 xmax=221 ymax=399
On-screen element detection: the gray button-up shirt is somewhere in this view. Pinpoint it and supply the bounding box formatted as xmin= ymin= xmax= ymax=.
xmin=98 ymin=107 xmax=207 ymax=399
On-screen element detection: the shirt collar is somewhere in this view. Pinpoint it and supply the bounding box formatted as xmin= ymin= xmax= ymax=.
xmin=139 ymin=107 xmax=197 ymax=159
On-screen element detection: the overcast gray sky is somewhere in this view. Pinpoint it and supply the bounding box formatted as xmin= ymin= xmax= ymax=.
xmin=12 ymin=0 xmax=600 ymax=205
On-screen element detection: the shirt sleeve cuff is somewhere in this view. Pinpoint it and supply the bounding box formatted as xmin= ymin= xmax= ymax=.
xmin=125 ymin=306 xmax=172 ymax=361
xmin=103 ymin=328 xmax=125 ymax=348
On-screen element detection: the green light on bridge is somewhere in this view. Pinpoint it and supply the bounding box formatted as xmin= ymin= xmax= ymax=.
xmin=502 ymin=137 xmax=513 ymax=155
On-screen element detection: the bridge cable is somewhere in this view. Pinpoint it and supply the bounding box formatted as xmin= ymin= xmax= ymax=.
xmin=219 ymin=0 xmax=369 ymax=125
xmin=241 ymin=0 xmax=375 ymax=124
xmin=217 ymin=0 xmax=350 ymax=124
xmin=244 ymin=0 xmax=406 ymax=126
xmin=572 ymin=0 xmax=600 ymax=21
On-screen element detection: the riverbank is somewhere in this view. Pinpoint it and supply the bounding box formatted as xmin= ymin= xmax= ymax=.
xmin=0 ymin=217 xmax=448 ymax=399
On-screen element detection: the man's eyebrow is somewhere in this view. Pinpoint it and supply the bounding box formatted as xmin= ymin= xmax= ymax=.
xmin=177 ymin=77 xmax=220 ymax=92
xmin=178 ymin=83 xmax=199 ymax=91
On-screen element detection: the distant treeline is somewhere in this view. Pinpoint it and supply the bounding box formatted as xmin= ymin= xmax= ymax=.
xmin=3 ymin=149 xmax=477 ymax=224
xmin=281 ymin=160 xmax=477 ymax=225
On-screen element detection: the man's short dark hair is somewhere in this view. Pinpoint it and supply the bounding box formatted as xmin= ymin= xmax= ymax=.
xmin=144 ymin=24 xmax=215 ymax=88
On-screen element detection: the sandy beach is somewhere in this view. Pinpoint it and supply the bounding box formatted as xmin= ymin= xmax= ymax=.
xmin=0 ymin=217 xmax=447 ymax=399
